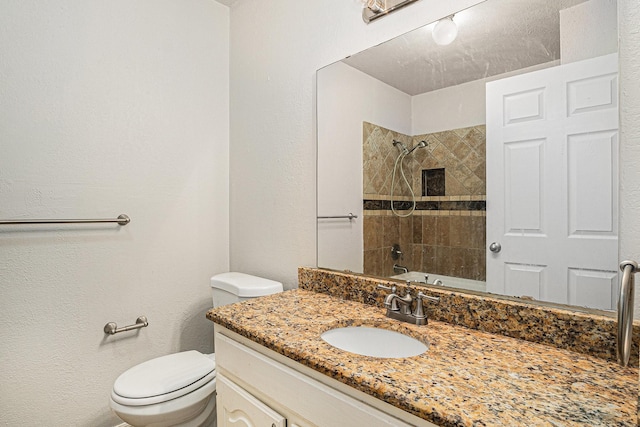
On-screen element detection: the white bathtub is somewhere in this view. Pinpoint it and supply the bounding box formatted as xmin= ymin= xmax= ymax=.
xmin=391 ymin=271 xmax=486 ymax=293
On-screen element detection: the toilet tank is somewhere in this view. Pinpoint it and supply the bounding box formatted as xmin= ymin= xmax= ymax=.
xmin=210 ymin=272 xmax=283 ymax=308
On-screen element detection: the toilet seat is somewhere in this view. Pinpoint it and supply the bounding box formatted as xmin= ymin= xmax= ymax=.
xmin=109 ymin=378 xmax=217 ymax=427
xmin=112 ymin=351 xmax=216 ymax=406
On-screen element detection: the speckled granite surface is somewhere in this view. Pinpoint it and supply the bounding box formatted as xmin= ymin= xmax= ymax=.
xmin=207 ymin=289 xmax=638 ymax=427
xmin=299 ymin=267 xmax=640 ymax=367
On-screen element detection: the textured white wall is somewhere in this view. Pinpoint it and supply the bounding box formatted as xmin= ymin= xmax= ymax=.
xmin=560 ymin=0 xmax=618 ymax=64
xmin=619 ymin=1 xmax=640 ymax=316
xmin=317 ymin=62 xmax=411 ymax=272
xmin=0 ymin=1 xmax=229 ymax=426
xmin=412 ymin=78 xmax=487 ymax=135
xmin=228 ymin=0 xmax=484 ymax=288
xmin=411 ymin=62 xmax=558 ymax=135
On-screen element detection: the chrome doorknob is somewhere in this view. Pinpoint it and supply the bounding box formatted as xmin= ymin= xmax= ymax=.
xmin=489 ymin=242 xmax=502 ymax=253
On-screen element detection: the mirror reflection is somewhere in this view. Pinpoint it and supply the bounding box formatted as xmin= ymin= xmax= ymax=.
xmin=317 ymin=0 xmax=619 ymax=311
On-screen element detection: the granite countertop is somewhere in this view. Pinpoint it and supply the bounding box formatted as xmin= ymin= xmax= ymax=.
xmin=207 ymin=289 xmax=638 ymax=427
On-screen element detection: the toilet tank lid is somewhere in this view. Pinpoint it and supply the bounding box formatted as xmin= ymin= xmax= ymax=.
xmin=210 ymin=272 xmax=283 ymax=297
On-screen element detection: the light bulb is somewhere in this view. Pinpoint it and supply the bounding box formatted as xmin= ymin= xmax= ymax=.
xmin=432 ymin=16 xmax=458 ymax=46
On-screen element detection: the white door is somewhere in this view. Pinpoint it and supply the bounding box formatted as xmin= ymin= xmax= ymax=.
xmin=217 ymin=374 xmax=286 ymax=427
xmin=486 ymin=53 xmax=618 ymax=310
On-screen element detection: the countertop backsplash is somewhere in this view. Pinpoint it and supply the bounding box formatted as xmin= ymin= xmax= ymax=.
xmin=298 ymin=267 xmax=640 ymax=367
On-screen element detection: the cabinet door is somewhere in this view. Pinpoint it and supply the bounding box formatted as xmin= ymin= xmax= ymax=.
xmin=217 ymin=374 xmax=286 ymax=427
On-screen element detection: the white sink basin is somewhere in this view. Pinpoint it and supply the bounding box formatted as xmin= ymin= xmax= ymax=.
xmin=320 ymin=326 xmax=428 ymax=358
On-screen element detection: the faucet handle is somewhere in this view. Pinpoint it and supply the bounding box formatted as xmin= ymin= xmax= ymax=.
xmin=377 ymin=284 xmax=397 ymax=293
xmin=418 ymin=291 xmax=440 ymax=303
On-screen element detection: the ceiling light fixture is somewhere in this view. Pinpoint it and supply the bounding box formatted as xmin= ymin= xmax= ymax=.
xmin=361 ymin=0 xmax=421 ymax=24
xmin=432 ymin=15 xmax=458 ymax=46
xmin=359 ymin=0 xmax=385 ymax=13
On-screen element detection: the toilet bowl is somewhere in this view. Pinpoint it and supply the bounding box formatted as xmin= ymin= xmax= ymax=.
xmin=110 ymin=273 xmax=283 ymax=427
xmin=110 ymin=351 xmax=217 ymax=427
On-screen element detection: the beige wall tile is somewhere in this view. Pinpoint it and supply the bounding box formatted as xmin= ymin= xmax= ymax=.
xmin=362 ymin=123 xmax=487 ymax=281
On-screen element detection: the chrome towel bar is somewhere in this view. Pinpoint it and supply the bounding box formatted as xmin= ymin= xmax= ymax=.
xmin=104 ymin=316 xmax=148 ymax=335
xmin=617 ymin=260 xmax=637 ymax=367
xmin=317 ymin=213 xmax=358 ymax=220
xmin=0 ymin=214 xmax=130 ymax=226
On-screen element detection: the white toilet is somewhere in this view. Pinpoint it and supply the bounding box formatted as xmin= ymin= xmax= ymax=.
xmin=109 ymin=272 xmax=283 ymax=427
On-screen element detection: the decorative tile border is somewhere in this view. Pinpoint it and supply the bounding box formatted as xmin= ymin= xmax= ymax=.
xmin=298 ymin=267 xmax=640 ymax=367
xmin=363 ymin=210 xmax=486 ymax=217
xmin=363 ymin=199 xmax=486 ymax=211
xmin=364 ymin=195 xmax=487 ymax=202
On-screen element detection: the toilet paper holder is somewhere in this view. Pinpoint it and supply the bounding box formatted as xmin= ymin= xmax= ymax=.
xmin=104 ymin=316 xmax=148 ymax=335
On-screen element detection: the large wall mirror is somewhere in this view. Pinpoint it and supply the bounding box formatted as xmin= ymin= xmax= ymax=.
xmin=317 ymin=0 xmax=619 ymax=312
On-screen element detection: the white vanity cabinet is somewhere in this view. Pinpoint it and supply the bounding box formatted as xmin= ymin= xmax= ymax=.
xmin=214 ymin=326 xmax=437 ymax=427
xmin=216 ymin=375 xmax=286 ymax=427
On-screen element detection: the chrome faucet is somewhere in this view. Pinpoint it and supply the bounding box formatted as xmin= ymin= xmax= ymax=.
xmin=424 ymin=275 xmax=443 ymax=286
xmin=392 ymin=285 xmax=413 ymax=315
xmin=377 ymin=281 xmax=439 ymax=325
xmin=393 ymin=264 xmax=409 ymax=274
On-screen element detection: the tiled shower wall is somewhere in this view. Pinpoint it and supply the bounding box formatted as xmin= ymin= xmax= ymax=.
xmin=363 ymin=122 xmax=486 ymax=281
xmin=363 ymin=122 xmax=486 ymax=198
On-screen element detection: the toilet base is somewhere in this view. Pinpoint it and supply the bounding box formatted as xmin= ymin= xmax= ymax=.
xmin=172 ymin=393 xmax=216 ymax=427
xmin=111 ymin=391 xmax=216 ymax=427
xmin=194 ymin=393 xmax=217 ymax=427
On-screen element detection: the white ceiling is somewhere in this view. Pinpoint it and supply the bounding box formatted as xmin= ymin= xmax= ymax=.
xmin=342 ymin=0 xmax=588 ymax=95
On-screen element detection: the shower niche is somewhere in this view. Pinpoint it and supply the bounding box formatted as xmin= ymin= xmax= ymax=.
xmin=422 ymin=168 xmax=445 ymax=197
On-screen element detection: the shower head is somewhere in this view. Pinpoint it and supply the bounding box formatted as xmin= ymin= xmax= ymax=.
xmin=407 ymin=140 xmax=428 ymax=154
xmin=392 ymin=140 xmax=409 ymax=155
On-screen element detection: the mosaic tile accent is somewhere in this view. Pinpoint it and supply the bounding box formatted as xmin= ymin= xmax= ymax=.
xmin=363 ymin=199 xmax=486 ymax=211
xmin=298 ymin=267 xmax=640 ymax=367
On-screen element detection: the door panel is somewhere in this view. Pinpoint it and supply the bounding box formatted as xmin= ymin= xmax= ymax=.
xmin=504 ymin=138 xmax=545 ymax=234
xmin=568 ymin=268 xmax=618 ymax=310
xmin=503 ymin=88 xmax=546 ymax=125
xmin=566 ymin=73 xmax=617 ymax=116
xmin=503 ymin=263 xmax=546 ymax=300
xmin=567 ymin=130 xmax=617 ymax=236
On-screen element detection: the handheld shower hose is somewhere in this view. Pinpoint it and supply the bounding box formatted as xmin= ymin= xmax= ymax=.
xmin=390 ymin=140 xmax=428 ymax=218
